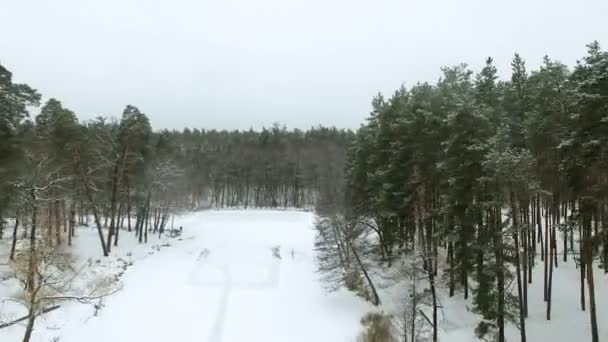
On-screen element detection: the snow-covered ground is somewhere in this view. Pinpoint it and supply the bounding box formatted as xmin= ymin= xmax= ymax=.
xmin=1 ymin=210 xmax=371 ymax=342
xmin=1 ymin=210 xmax=605 ymax=342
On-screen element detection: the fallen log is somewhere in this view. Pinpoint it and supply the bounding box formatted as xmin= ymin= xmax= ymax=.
xmin=0 ymin=305 xmax=61 ymax=329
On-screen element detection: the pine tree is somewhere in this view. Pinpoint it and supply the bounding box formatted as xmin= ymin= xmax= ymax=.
xmin=0 ymin=64 xmax=40 ymax=227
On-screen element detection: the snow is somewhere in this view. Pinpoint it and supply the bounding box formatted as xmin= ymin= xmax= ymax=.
xmin=1 ymin=209 xmax=606 ymax=342
xmin=1 ymin=210 xmax=371 ymax=342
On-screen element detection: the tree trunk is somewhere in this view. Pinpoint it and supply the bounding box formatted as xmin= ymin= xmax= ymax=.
xmin=423 ymin=208 xmax=438 ymax=342
xmin=341 ymin=222 xmax=380 ymax=306
xmin=547 ymin=219 xmax=553 ymax=320
xmin=553 ymin=199 xmax=559 ymax=268
xmin=410 ymin=270 xmax=417 ymax=342
xmin=144 ymin=191 xmax=151 ymax=244
xmin=126 ymin=175 xmax=132 ymax=232
xmin=117 ymin=194 xmax=124 ymax=229
xmin=537 ymin=195 xmax=543 ymax=260
xmin=523 ymin=209 xmax=529 ymax=316
xmin=83 ymin=182 xmax=108 ymax=257
xmin=62 ymin=200 xmax=68 ymax=233
xmin=69 ymin=205 xmax=75 ymax=246
xmin=77 ymin=155 xmax=109 ymax=257
xmin=448 ymin=240 xmax=455 ymax=297
xmin=563 ymin=200 xmax=568 ymax=262
xmin=10 ymin=216 xmax=19 ymax=261
xmin=21 ymin=304 xmax=37 ymax=342
xmin=511 ymin=190 xmax=527 ymax=341
xmin=79 ymin=196 xmax=84 ymax=225
xmin=137 ymin=207 xmax=144 ymax=243
xmin=54 ymin=200 xmax=61 ymax=246
xmin=543 ymin=200 xmax=552 ymax=302
xmin=580 ymin=220 xmax=586 ymax=311
xmin=492 ymin=205 xmax=505 ymax=342
xmin=531 ymin=196 xmax=536 ymax=256
xmin=429 ymin=267 xmax=438 ymax=342
xmin=528 ymin=201 xmax=533 ymax=285
xmin=106 ymin=154 xmax=123 ymax=253
xmin=113 ymin=213 xmax=120 ymax=247
xmin=27 ymin=189 xmax=38 ymax=290
xmin=582 ymin=202 xmax=599 ymax=342
xmin=47 ymin=206 xmax=53 ymax=247
xmin=602 ymin=203 xmax=608 ymax=273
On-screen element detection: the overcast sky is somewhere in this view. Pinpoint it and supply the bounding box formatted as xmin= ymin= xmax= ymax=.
xmin=1 ymin=0 xmax=607 ymax=130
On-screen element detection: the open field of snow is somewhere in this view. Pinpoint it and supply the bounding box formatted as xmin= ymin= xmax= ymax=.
xmin=1 ymin=210 xmax=371 ymax=342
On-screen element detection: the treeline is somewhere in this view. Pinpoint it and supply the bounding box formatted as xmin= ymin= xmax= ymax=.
xmin=0 ymin=63 xmax=352 ymax=258
xmin=177 ymin=125 xmax=353 ymax=209
xmin=318 ymin=42 xmax=607 ymax=342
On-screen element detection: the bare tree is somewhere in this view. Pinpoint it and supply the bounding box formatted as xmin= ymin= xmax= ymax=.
xmin=314 ymin=215 xmax=381 ymax=305
xmin=6 ymin=239 xmax=120 ymax=342
xmin=394 ymin=253 xmax=428 ymax=342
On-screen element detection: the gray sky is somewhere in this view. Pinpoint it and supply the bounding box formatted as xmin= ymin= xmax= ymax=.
xmin=1 ymin=0 xmax=607 ymax=130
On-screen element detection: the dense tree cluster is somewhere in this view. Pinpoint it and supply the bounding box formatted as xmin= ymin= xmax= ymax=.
xmin=175 ymin=124 xmax=353 ymax=209
xmin=318 ymin=42 xmax=607 ymax=342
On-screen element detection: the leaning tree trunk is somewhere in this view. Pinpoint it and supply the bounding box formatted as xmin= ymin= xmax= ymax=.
xmin=340 ymin=222 xmax=381 ymax=306
xmin=83 ymin=182 xmax=108 ymax=257
xmin=76 ymin=156 xmax=109 ymax=257
xmin=10 ymin=216 xmax=19 ymax=261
